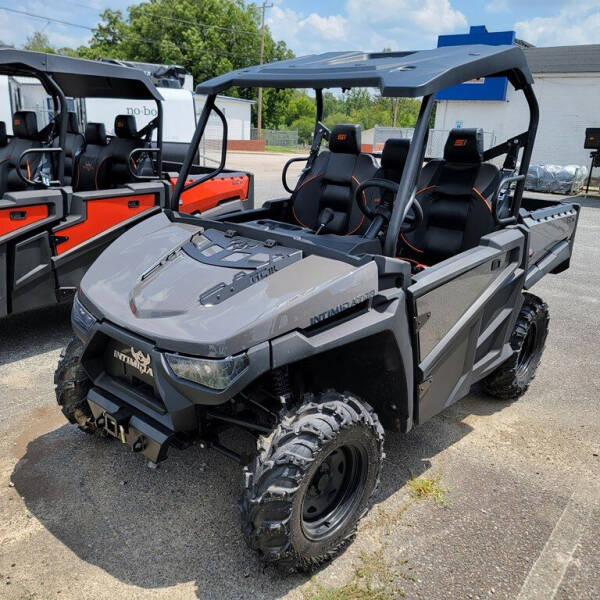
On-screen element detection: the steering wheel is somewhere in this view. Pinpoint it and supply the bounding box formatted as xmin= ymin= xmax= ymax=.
xmin=354 ymin=178 xmax=423 ymax=234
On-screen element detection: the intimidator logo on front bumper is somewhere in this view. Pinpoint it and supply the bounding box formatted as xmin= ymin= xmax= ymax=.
xmin=309 ymin=290 xmax=375 ymax=326
xmin=113 ymin=347 xmax=154 ymax=377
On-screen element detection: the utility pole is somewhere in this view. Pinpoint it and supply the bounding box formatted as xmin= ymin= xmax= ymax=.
xmin=256 ymin=1 xmax=272 ymax=140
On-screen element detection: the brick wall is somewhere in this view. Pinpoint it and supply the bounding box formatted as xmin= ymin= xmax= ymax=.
xmin=227 ymin=139 xmax=266 ymax=151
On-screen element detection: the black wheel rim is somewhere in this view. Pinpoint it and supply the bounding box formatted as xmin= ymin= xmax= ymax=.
xmin=301 ymin=444 xmax=367 ymax=541
xmin=517 ymin=323 xmax=538 ymax=377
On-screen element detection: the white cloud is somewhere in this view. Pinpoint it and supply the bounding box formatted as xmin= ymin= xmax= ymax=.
xmin=515 ymin=2 xmax=600 ymax=45
xmin=268 ymin=6 xmax=349 ymax=54
xmin=0 ymin=1 xmax=132 ymax=49
xmin=485 ymin=0 xmax=510 ymax=13
xmin=268 ymin=0 xmax=467 ymax=55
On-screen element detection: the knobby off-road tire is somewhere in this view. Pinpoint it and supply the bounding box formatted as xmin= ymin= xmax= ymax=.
xmin=54 ymin=336 xmax=100 ymax=435
xmin=483 ymin=293 xmax=549 ymax=400
xmin=240 ymin=391 xmax=384 ymax=572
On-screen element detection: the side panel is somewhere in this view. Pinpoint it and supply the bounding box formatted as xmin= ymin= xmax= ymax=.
xmin=0 ymin=204 xmax=49 ymax=236
xmin=0 ymin=190 xmax=64 ymax=244
xmin=11 ymin=231 xmax=56 ymax=315
xmin=1 ymin=190 xmax=64 ymax=317
xmin=54 ymin=192 xmax=157 ymax=254
xmin=408 ymin=229 xmax=525 ymax=424
xmin=52 ymin=183 xmax=165 ymax=292
xmin=0 ymin=243 xmax=6 ymax=318
xmin=174 ymin=174 xmax=249 ymax=214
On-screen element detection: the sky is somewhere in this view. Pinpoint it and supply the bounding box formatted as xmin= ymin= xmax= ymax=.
xmin=0 ymin=0 xmax=599 ymax=53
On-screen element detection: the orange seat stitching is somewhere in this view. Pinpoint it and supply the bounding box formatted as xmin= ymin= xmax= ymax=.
xmin=472 ymin=187 xmax=493 ymax=212
xmin=347 ymin=174 xmax=366 ymax=235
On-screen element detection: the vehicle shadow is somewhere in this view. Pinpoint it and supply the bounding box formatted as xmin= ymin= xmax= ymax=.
xmin=0 ymin=303 xmax=72 ymax=366
xmin=10 ymin=392 xmax=510 ymax=599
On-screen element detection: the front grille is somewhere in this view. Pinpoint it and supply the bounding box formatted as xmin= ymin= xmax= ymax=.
xmin=103 ymin=339 xmax=160 ymax=402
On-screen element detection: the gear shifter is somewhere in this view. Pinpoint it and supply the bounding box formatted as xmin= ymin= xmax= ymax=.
xmin=315 ymin=207 xmax=334 ymax=235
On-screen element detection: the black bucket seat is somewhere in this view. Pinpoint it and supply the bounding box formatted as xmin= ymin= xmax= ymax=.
xmin=399 ymin=128 xmax=500 ymax=265
xmin=106 ymin=114 xmax=145 ymax=188
xmin=73 ymin=122 xmax=109 ymax=191
xmin=373 ymin=138 xmax=410 ymax=199
xmin=0 ymin=111 xmax=42 ymax=195
xmin=291 ymin=124 xmax=378 ymax=235
xmin=53 ymin=112 xmax=85 ymax=187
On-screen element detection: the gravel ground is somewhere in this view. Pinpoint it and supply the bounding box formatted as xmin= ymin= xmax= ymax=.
xmin=0 ymin=156 xmax=599 ymax=599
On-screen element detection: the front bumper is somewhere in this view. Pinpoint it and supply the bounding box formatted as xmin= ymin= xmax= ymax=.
xmin=76 ymin=316 xmax=270 ymax=436
xmin=88 ymin=388 xmax=174 ymax=463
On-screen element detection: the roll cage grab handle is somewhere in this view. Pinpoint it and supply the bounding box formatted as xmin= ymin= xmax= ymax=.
xmin=281 ymin=89 xmax=327 ymax=194
xmin=16 ymin=147 xmax=64 ymax=187
xmin=16 ymin=72 xmax=69 ymax=187
xmin=170 ymin=95 xmax=228 ymax=210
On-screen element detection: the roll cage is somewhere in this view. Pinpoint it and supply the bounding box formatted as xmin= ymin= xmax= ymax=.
xmin=0 ymin=48 xmax=165 ymax=187
xmin=174 ymin=44 xmax=539 ymax=258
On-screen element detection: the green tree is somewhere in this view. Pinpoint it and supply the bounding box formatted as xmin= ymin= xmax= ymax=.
xmin=78 ymin=1 xmax=295 ymax=128
xmin=24 ymin=31 xmax=83 ymax=57
xmin=284 ymin=93 xmax=315 ymax=127
xmin=290 ymin=116 xmax=315 ymax=144
xmin=77 ymin=9 xmax=132 ymax=60
xmin=24 ymin=32 xmax=55 ymax=54
xmin=323 ymin=110 xmax=348 ymax=130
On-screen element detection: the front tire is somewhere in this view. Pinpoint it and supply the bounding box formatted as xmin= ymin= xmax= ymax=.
xmin=54 ymin=336 xmax=99 ymax=434
xmin=483 ymin=293 xmax=549 ymax=400
xmin=240 ymin=391 xmax=384 ymax=572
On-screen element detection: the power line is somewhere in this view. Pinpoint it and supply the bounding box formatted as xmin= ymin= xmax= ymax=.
xmin=0 ymin=6 xmax=95 ymax=31
xmin=0 ymin=5 xmax=259 ymax=63
xmin=60 ymin=0 xmax=263 ymax=38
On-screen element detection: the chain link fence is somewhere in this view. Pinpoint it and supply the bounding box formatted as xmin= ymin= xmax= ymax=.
xmin=196 ymin=113 xmax=226 ymax=166
xmin=251 ymin=128 xmax=299 ymax=147
xmin=372 ymin=126 xmax=497 ymax=159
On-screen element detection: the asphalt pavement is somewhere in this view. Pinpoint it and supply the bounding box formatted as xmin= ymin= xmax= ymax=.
xmin=0 ymin=159 xmax=598 ymax=599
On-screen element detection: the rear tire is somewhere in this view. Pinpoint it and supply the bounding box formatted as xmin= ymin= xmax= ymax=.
xmin=483 ymin=293 xmax=549 ymax=400
xmin=54 ymin=336 xmax=100 ymax=434
xmin=240 ymin=391 xmax=384 ymax=572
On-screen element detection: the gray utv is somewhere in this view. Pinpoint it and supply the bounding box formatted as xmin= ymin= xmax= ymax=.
xmin=55 ymin=45 xmax=580 ymax=571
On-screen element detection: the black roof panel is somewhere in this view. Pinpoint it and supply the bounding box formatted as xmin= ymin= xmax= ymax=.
xmin=196 ymin=45 xmax=533 ymax=97
xmin=0 ymin=49 xmax=162 ymax=100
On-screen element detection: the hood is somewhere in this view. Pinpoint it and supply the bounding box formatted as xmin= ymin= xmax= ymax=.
xmin=81 ymin=212 xmax=379 ymax=357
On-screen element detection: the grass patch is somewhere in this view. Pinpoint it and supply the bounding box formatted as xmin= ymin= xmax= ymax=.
xmin=265 ymin=144 xmax=305 ymax=153
xmin=304 ymin=548 xmax=411 ymax=600
xmin=407 ymin=473 xmax=447 ymax=503
xmin=362 ymin=503 xmax=409 ymax=534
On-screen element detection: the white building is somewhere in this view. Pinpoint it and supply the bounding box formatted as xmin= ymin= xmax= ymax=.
xmin=434 ymin=44 xmax=600 ymax=172
xmin=194 ymin=94 xmax=254 ymax=141
xmin=1 ymin=70 xmax=254 ymax=143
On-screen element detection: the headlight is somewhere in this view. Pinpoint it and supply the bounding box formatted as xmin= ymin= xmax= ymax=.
xmin=71 ymin=294 xmax=96 ymax=332
xmin=165 ymin=352 xmax=249 ymax=390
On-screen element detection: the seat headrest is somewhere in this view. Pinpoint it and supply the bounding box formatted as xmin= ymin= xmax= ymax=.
xmin=114 ymin=114 xmax=137 ymax=139
xmin=381 ymin=138 xmax=410 ymax=171
xmin=444 ymin=128 xmax=484 ymax=163
xmin=13 ymin=111 xmax=38 ymax=139
xmin=0 ymin=121 xmax=7 ymax=147
xmin=67 ymin=112 xmax=79 ymax=134
xmin=329 ymin=124 xmax=361 ymax=154
xmin=85 ymin=122 xmax=107 ymax=145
